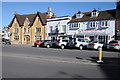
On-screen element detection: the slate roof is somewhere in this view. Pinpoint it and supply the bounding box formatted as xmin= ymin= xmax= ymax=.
xmin=69 ymin=9 xmax=116 ymax=23
xmin=9 ymin=12 xmax=47 ymax=27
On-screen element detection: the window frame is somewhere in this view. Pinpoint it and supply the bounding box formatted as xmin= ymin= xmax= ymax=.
xmin=35 ymin=27 xmax=41 ymax=33
xmin=35 ymin=35 xmax=42 ymax=41
xmin=14 ymin=35 xmax=19 ymax=41
xmin=89 ymin=21 xmax=98 ymax=28
xmin=70 ymin=23 xmax=80 ymax=28
xmin=101 ymin=21 xmax=110 ymax=27
xmin=14 ymin=28 xmax=18 ymax=33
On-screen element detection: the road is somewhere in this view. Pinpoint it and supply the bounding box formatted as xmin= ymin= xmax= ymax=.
xmin=2 ymin=44 xmax=120 ymax=79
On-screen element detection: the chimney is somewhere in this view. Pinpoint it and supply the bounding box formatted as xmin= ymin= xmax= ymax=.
xmin=48 ymin=7 xmax=52 ymax=12
xmin=14 ymin=11 xmax=18 ymax=15
xmin=52 ymin=13 xmax=56 ymax=18
xmin=47 ymin=7 xmax=53 ymax=18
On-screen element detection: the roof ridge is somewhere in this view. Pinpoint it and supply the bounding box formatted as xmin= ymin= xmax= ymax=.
xmin=18 ymin=13 xmax=37 ymax=16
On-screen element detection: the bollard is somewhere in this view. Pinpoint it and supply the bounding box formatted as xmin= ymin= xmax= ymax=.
xmin=97 ymin=47 xmax=103 ymax=63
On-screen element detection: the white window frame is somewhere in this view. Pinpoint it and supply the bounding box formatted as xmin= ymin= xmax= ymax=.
xmin=89 ymin=22 xmax=98 ymax=28
xmin=101 ymin=21 xmax=110 ymax=27
xmin=71 ymin=23 xmax=79 ymax=28
xmin=91 ymin=12 xmax=99 ymax=17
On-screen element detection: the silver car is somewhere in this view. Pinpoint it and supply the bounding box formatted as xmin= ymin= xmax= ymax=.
xmin=108 ymin=40 xmax=120 ymax=50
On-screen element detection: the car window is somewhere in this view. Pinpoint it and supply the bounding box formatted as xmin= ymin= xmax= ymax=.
xmin=78 ymin=39 xmax=82 ymax=42
xmin=38 ymin=41 xmax=42 ymax=42
xmin=109 ymin=41 xmax=118 ymax=44
xmin=71 ymin=38 xmax=76 ymax=42
xmin=99 ymin=42 xmax=104 ymax=44
xmin=91 ymin=41 xmax=98 ymax=43
xmin=62 ymin=40 xmax=68 ymax=42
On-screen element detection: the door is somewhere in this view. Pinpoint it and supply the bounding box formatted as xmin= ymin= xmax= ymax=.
xmin=25 ymin=36 xmax=30 ymax=44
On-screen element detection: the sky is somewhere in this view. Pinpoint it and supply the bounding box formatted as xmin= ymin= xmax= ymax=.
xmin=2 ymin=2 xmax=116 ymax=28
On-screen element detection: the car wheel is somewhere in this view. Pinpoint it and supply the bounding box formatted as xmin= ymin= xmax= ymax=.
xmin=79 ymin=45 xmax=83 ymax=50
xmin=47 ymin=45 xmax=50 ymax=48
xmin=36 ymin=45 xmax=39 ymax=48
xmin=97 ymin=46 xmax=102 ymax=51
xmin=61 ymin=45 xmax=65 ymax=49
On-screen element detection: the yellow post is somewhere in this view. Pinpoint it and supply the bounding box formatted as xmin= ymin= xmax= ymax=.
xmin=97 ymin=48 xmax=103 ymax=63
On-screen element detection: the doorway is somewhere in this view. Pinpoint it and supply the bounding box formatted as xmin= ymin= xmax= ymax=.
xmin=25 ymin=36 xmax=30 ymax=44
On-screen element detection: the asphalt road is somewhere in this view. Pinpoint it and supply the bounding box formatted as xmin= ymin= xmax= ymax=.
xmin=2 ymin=44 xmax=120 ymax=79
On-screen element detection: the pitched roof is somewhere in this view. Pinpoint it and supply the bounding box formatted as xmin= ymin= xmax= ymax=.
xmin=9 ymin=12 xmax=47 ymax=27
xmin=37 ymin=12 xmax=47 ymax=25
xmin=69 ymin=9 xmax=116 ymax=23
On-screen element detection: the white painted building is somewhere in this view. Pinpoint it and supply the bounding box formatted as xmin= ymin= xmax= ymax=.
xmin=46 ymin=16 xmax=71 ymax=40
xmin=0 ymin=27 xmax=10 ymax=40
xmin=67 ymin=9 xmax=116 ymax=44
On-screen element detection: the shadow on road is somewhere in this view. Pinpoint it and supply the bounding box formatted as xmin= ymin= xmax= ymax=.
xmin=76 ymin=56 xmax=120 ymax=80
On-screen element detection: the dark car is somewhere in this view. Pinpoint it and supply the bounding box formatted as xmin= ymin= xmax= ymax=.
xmin=43 ymin=40 xmax=57 ymax=48
xmin=2 ymin=38 xmax=11 ymax=45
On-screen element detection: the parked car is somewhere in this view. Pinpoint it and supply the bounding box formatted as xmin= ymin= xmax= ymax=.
xmin=66 ymin=38 xmax=89 ymax=50
xmin=34 ymin=40 xmax=43 ymax=47
xmin=55 ymin=39 xmax=69 ymax=49
xmin=43 ymin=40 xmax=57 ymax=48
xmin=87 ymin=41 xmax=106 ymax=50
xmin=108 ymin=40 xmax=120 ymax=50
xmin=2 ymin=38 xmax=11 ymax=45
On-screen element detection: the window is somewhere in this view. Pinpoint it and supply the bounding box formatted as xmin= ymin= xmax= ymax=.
xmin=50 ymin=26 xmax=53 ymax=33
xmin=93 ymin=12 xmax=96 ymax=16
xmin=101 ymin=21 xmax=109 ymax=27
xmin=91 ymin=12 xmax=98 ymax=17
xmin=76 ymin=13 xmax=84 ymax=18
xmin=35 ymin=35 xmax=41 ymax=41
xmin=14 ymin=35 xmax=19 ymax=41
xmin=76 ymin=14 xmax=81 ymax=18
xmin=14 ymin=28 xmax=18 ymax=33
xmin=35 ymin=27 xmax=41 ymax=33
xmin=62 ymin=25 xmax=66 ymax=33
xmin=89 ymin=22 xmax=98 ymax=28
xmin=26 ymin=28 xmax=29 ymax=33
xmin=24 ymin=28 xmax=26 ymax=33
xmin=70 ymin=23 xmax=79 ymax=28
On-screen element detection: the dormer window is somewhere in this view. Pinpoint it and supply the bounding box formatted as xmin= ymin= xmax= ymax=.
xmin=76 ymin=11 xmax=84 ymax=18
xmin=76 ymin=13 xmax=84 ymax=18
xmin=92 ymin=12 xmax=97 ymax=16
xmin=91 ymin=9 xmax=99 ymax=17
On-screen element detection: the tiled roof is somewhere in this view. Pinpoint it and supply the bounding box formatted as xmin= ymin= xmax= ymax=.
xmin=9 ymin=12 xmax=47 ymax=27
xmin=69 ymin=9 xmax=116 ymax=23
xmin=37 ymin=12 xmax=47 ymax=25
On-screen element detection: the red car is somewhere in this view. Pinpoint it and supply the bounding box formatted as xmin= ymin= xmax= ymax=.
xmin=34 ymin=40 xmax=43 ymax=47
